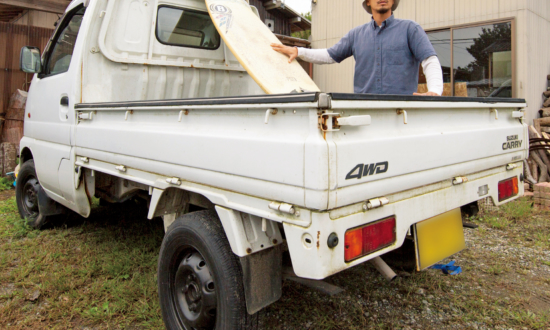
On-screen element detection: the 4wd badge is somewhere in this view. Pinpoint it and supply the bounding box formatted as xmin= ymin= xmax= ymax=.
xmin=503 ymin=135 xmax=522 ymax=150
xmin=346 ymin=162 xmax=389 ymax=180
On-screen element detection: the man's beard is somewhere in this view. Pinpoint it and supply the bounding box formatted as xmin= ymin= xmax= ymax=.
xmin=376 ymin=7 xmax=390 ymax=14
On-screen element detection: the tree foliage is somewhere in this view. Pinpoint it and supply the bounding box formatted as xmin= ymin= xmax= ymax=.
xmin=456 ymin=23 xmax=511 ymax=81
xmin=291 ymin=12 xmax=312 ymax=40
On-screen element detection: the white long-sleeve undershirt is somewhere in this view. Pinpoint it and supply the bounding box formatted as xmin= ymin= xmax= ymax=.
xmin=297 ymin=48 xmax=444 ymax=96
xmin=421 ymin=56 xmax=443 ymax=96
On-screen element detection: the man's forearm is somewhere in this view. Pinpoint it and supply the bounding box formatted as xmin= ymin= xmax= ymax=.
xmin=422 ymin=56 xmax=444 ymax=96
xmin=297 ymin=48 xmax=336 ymax=65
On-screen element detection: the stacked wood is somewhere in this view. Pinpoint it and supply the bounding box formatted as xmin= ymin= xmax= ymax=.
xmin=0 ymin=143 xmax=17 ymax=176
xmin=417 ymin=82 xmax=468 ymax=97
xmin=2 ymin=90 xmax=27 ymax=145
xmin=534 ymin=183 xmax=550 ymax=210
xmin=527 ymin=124 xmax=550 ymax=185
xmin=527 ymin=71 xmax=550 ymax=184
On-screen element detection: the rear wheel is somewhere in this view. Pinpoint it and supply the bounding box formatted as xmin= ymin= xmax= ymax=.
xmin=15 ymin=160 xmax=54 ymax=229
xmin=158 ymin=210 xmax=257 ymax=330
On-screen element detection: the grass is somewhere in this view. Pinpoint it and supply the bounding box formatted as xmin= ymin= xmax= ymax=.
xmin=0 ymin=178 xmax=14 ymax=192
xmin=0 ymin=195 xmax=165 ymax=329
xmin=476 ymin=198 xmax=533 ymax=230
xmin=476 ymin=197 xmax=550 ymax=249
xmin=0 ymin=193 xmax=549 ymax=329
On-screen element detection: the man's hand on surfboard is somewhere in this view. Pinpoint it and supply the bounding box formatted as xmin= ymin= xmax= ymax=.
xmin=270 ymin=44 xmax=298 ymax=63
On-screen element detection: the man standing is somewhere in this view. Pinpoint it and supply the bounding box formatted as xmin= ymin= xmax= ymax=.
xmin=271 ymin=0 xmax=443 ymax=96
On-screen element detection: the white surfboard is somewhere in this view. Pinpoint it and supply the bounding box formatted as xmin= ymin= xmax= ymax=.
xmin=206 ymin=0 xmax=320 ymax=94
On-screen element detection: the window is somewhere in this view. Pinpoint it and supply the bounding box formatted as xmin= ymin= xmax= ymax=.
xmin=421 ymin=21 xmax=513 ymax=98
xmin=156 ymin=6 xmax=221 ymax=50
xmin=43 ymin=6 xmax=86 ymax=76
xmin=419 ymin=30 xmax=452 ymax=96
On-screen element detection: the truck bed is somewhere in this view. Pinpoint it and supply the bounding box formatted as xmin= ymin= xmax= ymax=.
xmin=74 ymin=92 xmax=527 ymax=212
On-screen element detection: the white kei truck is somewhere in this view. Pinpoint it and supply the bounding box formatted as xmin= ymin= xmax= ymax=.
xmin=17 ymin=0 xmax=527 ymax=329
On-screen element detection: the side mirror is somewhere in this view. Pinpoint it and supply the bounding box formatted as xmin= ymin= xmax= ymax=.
xmin=20 ymin=46 xmax=42 ymax=74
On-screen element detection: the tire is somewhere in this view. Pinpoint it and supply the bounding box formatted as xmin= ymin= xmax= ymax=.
xmin=158 ymin=210 xmax=258 ymax=330
xmin=461 ymin=201 xmax=479 ymax=219
xmin=15 ymin=160 xmax=54 ymax=229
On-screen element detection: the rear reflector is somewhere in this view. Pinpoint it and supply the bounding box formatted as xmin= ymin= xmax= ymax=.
xmin=498 ymin=177 xmax=518 ymax=202
xmin=344 ymin=217 xmax=396 ymax=262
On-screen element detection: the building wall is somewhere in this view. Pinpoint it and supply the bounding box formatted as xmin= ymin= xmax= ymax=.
xmin=249 ymin=0 xmax=292 ymax=36
xmin=311 ymin=0 xmax=550 ymax=124
xmin=10 ymin=10 xmax=59 ymax=29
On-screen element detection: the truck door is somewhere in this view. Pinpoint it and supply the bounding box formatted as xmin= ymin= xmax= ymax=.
xmin=25 ymin=5 xmax=86 ymax=200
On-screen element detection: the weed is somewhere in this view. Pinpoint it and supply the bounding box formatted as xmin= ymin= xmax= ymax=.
xmin=485 ymin=264 xmax=506 ymax=275
xmin=500 ymin=198 xmax=533 ymax=222
xmin=0 ymin=196 xmax=166 ymax=329
xmin=0 ymin=177 xmax=13 ymax=192
xmin=507 ymin=310 xmax=550 ymax=329
xmin=1 ymin=198 xmax=37 ymax=239
xmin=482 ymin=216 xmax=511 ymax=229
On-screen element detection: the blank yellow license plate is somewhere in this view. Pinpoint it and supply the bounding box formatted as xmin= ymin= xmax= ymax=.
xmin=414 ymin=208 xmax=465 ymax=271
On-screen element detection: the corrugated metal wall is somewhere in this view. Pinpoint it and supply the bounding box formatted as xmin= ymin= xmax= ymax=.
xmin=11 ymin=10 xmax=59 ymax=29
xmin=312 ymin=0 xmax=550 ymax=124
xmin=0 ymin=22 xmax=53 ymax=118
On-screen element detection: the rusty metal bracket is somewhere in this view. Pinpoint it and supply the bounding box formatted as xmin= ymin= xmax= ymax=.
xmin=318 ymin=112 xmax=340 ymax=132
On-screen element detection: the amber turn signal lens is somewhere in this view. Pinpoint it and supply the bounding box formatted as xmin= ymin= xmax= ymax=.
xmin=344 ymin=228 xmax=363 ymax=261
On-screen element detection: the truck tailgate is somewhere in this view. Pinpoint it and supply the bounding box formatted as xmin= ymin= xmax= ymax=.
xmin=327 ymin=94 xmax=528 ymax=209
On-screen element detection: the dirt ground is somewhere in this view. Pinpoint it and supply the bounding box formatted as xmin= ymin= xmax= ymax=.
xmin=0 ymin=190 xmax=15 ymax=202
xmin=0 ymin=190 xmax=549 ymax=329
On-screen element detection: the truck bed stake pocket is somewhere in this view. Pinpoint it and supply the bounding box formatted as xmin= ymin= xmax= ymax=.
xmin=366 ymin=197 xmax=389 ymax=210
xmin=452 ymin=177 xmax=468 ymax=185
xmin=506 ymin=163 xmax=518 ymax=170
xmin=166 ymin=177 xmax=182 ymax=185
xmin=268 ymin=201 xmax=295 ymax=215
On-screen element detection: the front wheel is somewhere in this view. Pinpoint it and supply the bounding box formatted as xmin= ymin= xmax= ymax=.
xmin=15 ymin=160 xmax=53 ymax=229
xmin=158 ymin=210 xmax=257 ymax=330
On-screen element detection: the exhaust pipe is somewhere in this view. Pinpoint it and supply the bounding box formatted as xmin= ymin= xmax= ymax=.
xmin=370 ymin=257 xmax=397 ymax=282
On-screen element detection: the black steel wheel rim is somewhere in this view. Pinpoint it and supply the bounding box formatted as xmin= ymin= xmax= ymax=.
xmin=22 ymin=176 xmax=40 ymax=218
xmin=171 ymin=248 xmax=217 ymax=329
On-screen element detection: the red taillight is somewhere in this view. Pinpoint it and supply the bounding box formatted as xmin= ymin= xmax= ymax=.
xmin=498 ymin=177 xmax=519 ymax=202
xmin=344 ymin=217 xmax=396 ymax=262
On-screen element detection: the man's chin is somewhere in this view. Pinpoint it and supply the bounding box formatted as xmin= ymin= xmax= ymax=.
xmin=375 ymin=8 xmax=390 ymax=14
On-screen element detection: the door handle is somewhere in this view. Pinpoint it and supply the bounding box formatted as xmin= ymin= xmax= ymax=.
xmin=60 ymin=96 xmax=69 ymax=106
xmin=336 ymin=115 xmax=372 ymax=127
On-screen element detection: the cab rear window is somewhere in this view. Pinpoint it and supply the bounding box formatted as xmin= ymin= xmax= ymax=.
xmin=156 ymin=6 xmax=221 ymax=50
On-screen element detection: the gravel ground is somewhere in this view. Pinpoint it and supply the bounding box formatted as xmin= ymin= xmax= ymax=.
xmin=259 ymin=198 xmax=550 ymax=330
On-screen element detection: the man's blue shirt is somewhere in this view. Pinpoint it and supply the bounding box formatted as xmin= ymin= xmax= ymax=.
xmin=327 ymin=15 xmax=437 ymax=95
